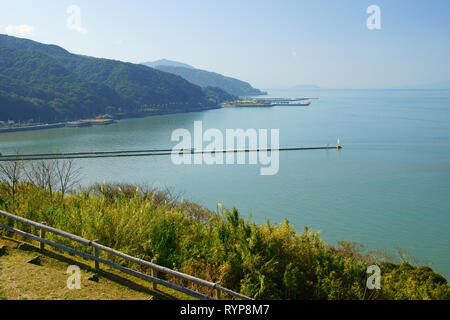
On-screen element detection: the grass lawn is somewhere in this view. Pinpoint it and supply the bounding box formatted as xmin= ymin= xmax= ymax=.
xmin=0 ymin=270 xmax=6 ymax=300
xmin=0 ymin=237 xmax=192 ymax=300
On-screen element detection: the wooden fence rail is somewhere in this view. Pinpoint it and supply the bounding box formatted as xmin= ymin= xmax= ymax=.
xmin=0 ymin=209 xmax=252 ymax=301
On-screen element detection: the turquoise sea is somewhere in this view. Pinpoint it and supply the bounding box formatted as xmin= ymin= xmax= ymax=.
xmin=1 ymin=89 xmax=449 ymax=278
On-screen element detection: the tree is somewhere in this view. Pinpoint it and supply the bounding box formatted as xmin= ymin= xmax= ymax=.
xmin=0 ymin=159 xmax=23 ymax=197
xmin=55 ymin=160 xmax=81 ymax=197
xmin=24 ymin=160 xmax=57 ymax=195
xmin=25 ymin=159 xmax=81 ymax=197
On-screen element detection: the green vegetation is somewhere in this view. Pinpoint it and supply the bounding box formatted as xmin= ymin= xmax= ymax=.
xmin=0 ymin=168 xmax=448 ymax=299
xmin=0 ymin=34 xmax=234 ymax=122
xmin=145 ymin=63 xmax=267 ymax=96
xmin=0 ymin=47 xmax=125 ymax=122
xmin=203 ymin=86 xmax=238 ymax=104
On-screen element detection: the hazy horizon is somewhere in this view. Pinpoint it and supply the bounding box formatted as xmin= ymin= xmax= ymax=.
xmin=1 ymin=0 xmax=450 ymax=89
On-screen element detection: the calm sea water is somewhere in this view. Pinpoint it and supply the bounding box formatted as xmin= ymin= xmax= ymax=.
xmin=1 ymin=89 xmax=449 ymax=278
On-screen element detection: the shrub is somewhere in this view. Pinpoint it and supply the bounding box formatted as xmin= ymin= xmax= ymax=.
xmin=0 ymin=181 xmax=448 ymax=300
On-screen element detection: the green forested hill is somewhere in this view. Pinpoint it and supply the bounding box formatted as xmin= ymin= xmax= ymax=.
xmin=145 ymin=63 xmax=266 ymax=96
xmin=0 ymin=34 xmax=233 ymax=122
xmin=0 ymin=47 xmax=125 ymax=121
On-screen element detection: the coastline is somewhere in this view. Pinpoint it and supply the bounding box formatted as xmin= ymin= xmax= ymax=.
xmin=0 ymin=105 xmax=221 ymax=134
xmin=0 ymin=123 xmax=66 ymax=133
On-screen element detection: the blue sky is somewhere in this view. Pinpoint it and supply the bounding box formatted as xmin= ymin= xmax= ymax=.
xmin=1 ymin=0 xmax=450 ymax=88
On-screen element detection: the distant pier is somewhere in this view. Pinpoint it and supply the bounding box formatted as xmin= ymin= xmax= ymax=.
xmin=0 ymin=143 xmax=342 ymax=162
xmin=222 ymin=97 xmax=318 ymax=108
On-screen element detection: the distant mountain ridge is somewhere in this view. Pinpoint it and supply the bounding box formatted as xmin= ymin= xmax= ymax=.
xmin=0 ymin=34 xmax=234 ymax=122
xmin=142 ymin=60 xmax=266 ymax=96
xmin=142 ymin=59 xmax=195 ymax=69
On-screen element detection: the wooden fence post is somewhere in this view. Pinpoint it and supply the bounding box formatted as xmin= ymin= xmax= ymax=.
xmin=39 ymin=222 xmax=46 ymax=250
xmin=0 ymin=210 xmax=252 ymax=300
xmin=151 ymin=258 xmax=157 ymax=290
xmin=214 ymin=283 xmax=221 ymax=300
xmin=92 ymin=240 xmax=100 ymax=269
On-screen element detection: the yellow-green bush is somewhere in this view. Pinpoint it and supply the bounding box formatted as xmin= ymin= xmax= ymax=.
xmin=0 ymin=182 xmax=448 ymax=300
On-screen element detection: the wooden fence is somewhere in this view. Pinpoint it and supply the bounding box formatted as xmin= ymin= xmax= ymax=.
xmin=0 ymin=209 xmax=252 ymax=300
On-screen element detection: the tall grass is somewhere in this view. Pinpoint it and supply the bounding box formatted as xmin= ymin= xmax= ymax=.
xmin=0 ymin=181 xmax=448 ymax=300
